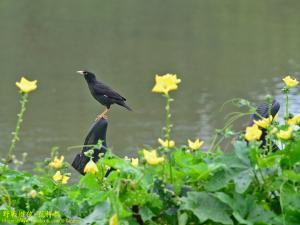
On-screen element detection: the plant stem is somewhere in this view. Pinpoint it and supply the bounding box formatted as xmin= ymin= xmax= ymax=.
xmin=0 ymin=186 xmax=11 ymax=206
xmin=6 ymin=92 xmax=28 ymax=162
xmin=280 ymin=182 xmax=287 ymax=225
xmin=252 ymin=169 xmax=261 ymax=188
xmin=164 ymin=94 xmax=173 ymax=183
xmin=285 ymin=93 xmax=289 ymax=122
xmin=164 ymin=94 xmax=171 ymax=140
xmin=168 ymin=153 xmax=173 ymax=183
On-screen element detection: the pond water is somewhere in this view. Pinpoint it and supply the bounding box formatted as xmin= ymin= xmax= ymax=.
xmin=1 ymin=0 xmax=300 ymax=169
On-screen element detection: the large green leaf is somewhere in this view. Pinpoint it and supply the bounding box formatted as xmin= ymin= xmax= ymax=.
xmin=204 ymin=168 xmax=231 ymax=191
xmin=34 ymin=196 xmax=80 ymax=218
xmin=173 ymin=150 xmax=212 ymax=182
xmin=81 ymin=201 xmax=110 ymax=225
xmin=283 ymin=170 xmax=300 ymax=182
xmin=233 ymin=169 xmax=253 ymax=193
xmin=139 ymin=206 xmax=155 ymax=222
xmin=79 ymin=173 xmax=99 ymax=192
xmin=180 ymin=191 xmax=233 ymax=224
xmin=205 ymin=141 xmax=253 ymax=193
xmin=280 ymin=182 xmax=300 ymax=225
xmin=214 ymin=192 xmax=281 ymax=225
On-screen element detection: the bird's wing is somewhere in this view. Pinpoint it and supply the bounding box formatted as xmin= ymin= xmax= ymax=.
xmin=94 ymin=82 xmax=126 ymax=101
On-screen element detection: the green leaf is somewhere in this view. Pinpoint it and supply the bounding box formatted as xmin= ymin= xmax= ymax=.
xmin=234 ymin=141 xmax=251 ymax=166
xmin=215 ymin=192 xmax=281 ymax=225
xmin=204 ymin=168 xmax=231 ymax=191
xmin=81 ymin=201 xmax=110 ymax=224
xmin=214 ymin=192 xmax=234 ymax=207
xmin=36 ymin=196 xmax=80 ymax=217
xmin=139 ymin=206 xmax=155 ymax=222
xmin=178 ymin=212 xmax=188 ymax=225
xmin=79 ymin=173 xmax=99 ymax=191
xmin=87 ymin=191 xmax=108 ymax=205
xmin=180 ymin=191 xmax=233 ymax=224
xmin=233 ymin=169 xmax=253 ymax=193
xmin=232 ymin=211 xmax=252 ymax=225
xmin=283 ymin=170 xmax=300 ymax=182
xmin=206 ymin=141 xmax=254 ymax=193
xmin=281 ymin=182 xmax=300 ymax=225
xmin=257 ymin=154 xmax=281 ymax=168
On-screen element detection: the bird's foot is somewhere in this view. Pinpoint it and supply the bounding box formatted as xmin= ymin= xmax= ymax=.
xmin=95 ymin=115 xmax=102 ymax=121
xmin=95 ymin=114 xmax=108 ymax=121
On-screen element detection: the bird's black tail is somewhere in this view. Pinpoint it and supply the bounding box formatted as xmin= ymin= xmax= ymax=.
xmin=118 ymin=101 xmax=133 ymax=111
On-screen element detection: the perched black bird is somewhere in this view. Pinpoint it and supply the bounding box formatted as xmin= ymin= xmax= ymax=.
xmin=77 ymin=70 xmax=132 ymax=120
xmin=248 ymin=99 xmax=280 ymax=152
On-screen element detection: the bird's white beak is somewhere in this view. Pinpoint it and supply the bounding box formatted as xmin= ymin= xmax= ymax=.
xmin=76 ymin=70 xmax=84 ymax=75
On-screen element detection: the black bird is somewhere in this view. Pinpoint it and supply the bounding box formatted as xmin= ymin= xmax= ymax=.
xmin=77 ymin=70 xmax=132 ymax=121
xmin=248 ymin=99 xmax=280 ymax=152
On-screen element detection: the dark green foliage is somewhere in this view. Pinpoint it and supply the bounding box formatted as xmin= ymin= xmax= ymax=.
xmin=1 ymin=136 xmax=300 ymax=224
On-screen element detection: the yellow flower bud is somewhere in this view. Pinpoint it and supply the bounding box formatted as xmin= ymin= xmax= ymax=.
xmin=188 ymin=139 xmax=204 ymax=151
xmin=131 ymin=158 xmax=139 ymax=168
xmin=245 ymin=124 xmax=262 ymax=141
xmin=84 ymin=159 xmax=99 ymax=174
xmin=53 ymin=171 xmax=62 ymax=182
xmin=143 ymin=149 xmax=164 ymax=165
xmin=152 ymin=74 xmax=181 ymax=94
xmin=16 ymin=77 xmax=37 ymax=93
xmin=158 ymin=138 xmax=175 ymax=148
xmin=61 ymin=175 xmax=70 ymax=184
xmin=254 ymin=116 xmax=273 ymax=129
xmin=109 ymin=214 xmax=118 ymax=225
xmin=283 ymin=75 xmax=299 ymax=88
xmin=276 ymin=126 xmax=293 ymax=140
xmin=49 ymin=155 xmax=64 ymax=169
xmin=53 ymin=171 xmax=70 ymax=184
xmin=288 ymin=114 xmax=300 ymax=126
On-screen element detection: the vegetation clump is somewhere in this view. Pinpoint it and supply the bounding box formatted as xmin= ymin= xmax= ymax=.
xmin=0 ymin=74 xmax=300 ymax=225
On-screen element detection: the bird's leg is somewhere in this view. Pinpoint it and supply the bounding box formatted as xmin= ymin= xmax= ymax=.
xmin=95 ymin=108 xmax=110 ymax=121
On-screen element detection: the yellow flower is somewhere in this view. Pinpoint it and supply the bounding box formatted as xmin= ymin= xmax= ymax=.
xmin=53 ymin=171 xmax=70 ymax=184
xmin=254 ymin=116 xmax=273 ymax=129
xmin=131 ymin=158 xmax=139 ymax=168
xmin=49 ymin=155 xmax=64 ymax=169
xmin=84 ymin=159 xmax=99 ymax=174
xmin=158 ymin=138 xmax=175 ymax=148
xmin=276 ymin=126 xmax=293 ymax=140
xmin=16 ymin=77 xmax=37 ymax=93
xmin=53 ymin=171 xmax=62 ymax=182
xmin=283 ymin=75 xmax=299 ymax=88
xmin=188 ymin=139 xmax=204 ymax=151
xmin=152 ymin=73 xmax=181 ymax=94
xmin=288 ymin=114 xmax=300 ymax=125
xmin=245 ymin=124 xmax=262 ymax=141
xmin=61 ymin=175 xmax=70 ymax=184
xmin=109 ymin=214 xmax=118 ymax=225
xmin=143 ymin=149 xmax=164 ymax=165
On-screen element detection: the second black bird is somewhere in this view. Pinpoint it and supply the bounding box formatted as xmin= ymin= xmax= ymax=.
xmin=77 ymin=70 xmax=132 ymax=120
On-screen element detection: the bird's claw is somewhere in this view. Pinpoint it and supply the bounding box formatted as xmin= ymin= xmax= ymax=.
xmin=95 ymin=114 xmax=108 ymax=121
